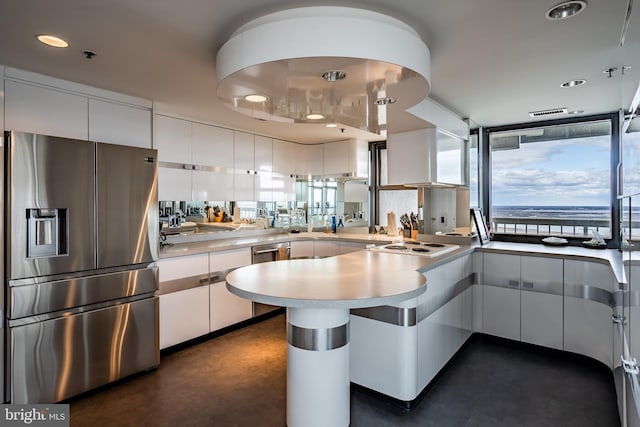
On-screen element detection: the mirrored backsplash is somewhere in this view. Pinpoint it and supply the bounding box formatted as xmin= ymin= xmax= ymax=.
xmin=159 ymin=180 xmax=370 ymax=233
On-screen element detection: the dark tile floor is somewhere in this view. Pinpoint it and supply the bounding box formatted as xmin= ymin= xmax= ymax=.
xmin=69 ymin=314 xmax=620 ymax=427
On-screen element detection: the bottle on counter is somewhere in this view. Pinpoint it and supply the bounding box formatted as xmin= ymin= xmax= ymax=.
xmin=331 ymin=215 xmax=337 ymax=233
xmin=338 ymin=216 xmax=344 ymax=228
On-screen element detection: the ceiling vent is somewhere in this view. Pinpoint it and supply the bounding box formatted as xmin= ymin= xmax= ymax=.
xmin=528 ymin=107 xmax=568 ymax=118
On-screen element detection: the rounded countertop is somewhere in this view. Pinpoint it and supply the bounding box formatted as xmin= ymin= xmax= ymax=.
xmin=226 ymin=250 xmax=428 ymax=309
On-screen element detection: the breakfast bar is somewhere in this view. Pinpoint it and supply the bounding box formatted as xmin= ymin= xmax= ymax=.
xmin=226 ymin=250 xmax=428 ymax=427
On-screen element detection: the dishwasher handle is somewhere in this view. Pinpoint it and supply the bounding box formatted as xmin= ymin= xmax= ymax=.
xmin=253 ymin=248 xmax=280 ymax=255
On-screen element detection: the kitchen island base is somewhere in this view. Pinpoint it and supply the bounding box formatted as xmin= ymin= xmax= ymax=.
xmin=287 ymin=307 xmax=350 ymax=427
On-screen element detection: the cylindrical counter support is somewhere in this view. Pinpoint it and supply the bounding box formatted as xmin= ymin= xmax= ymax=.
xmin=286 ymin=307 xmax=350 ymax=427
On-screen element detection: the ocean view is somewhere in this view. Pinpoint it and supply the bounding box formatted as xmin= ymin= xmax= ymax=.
xmin=491 ymin=205 xmax=615 ymax=237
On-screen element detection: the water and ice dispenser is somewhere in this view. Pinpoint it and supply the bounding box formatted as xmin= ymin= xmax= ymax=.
xmin=26 ymin=208 xmax=68 ymax=258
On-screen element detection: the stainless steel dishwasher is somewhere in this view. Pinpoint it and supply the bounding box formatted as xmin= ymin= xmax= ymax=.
xmin=251 ymin=242 xmax=290 ymax=315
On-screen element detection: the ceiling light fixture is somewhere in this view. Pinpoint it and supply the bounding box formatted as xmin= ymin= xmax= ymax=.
xmin=374 ymin=97 xmax=397 ymax=106
xmin=321 ymin=70 xmax=347 ymax=82
xmin=306 ymin=113 xmax=325 ymax=120
xmin=216 ymin=7 xmax=431 ymax=134
xmin=545 ymin=1 xmax=587 ymax=20
xmin=560 ymin=79 xmax=586 ymax=88
xmin=244 ymin=94 xmax=268 ymax=103
xmin=326 ymin=123 xmax=338 ymax=128
xmin=36 ymin=34 xmax=69 ymax=48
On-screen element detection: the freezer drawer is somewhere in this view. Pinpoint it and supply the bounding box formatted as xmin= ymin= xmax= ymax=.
xmin=9 ymin=267 xmax=158 ymax=319
xmin=10 ymin=297 xmax=159 ymax=403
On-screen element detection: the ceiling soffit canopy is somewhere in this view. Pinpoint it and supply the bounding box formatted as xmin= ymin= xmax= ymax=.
xmin=216 ymin=7 xmax=431 ymax=135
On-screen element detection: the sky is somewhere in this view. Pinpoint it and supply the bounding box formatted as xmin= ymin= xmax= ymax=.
xmin=490 ymin=133 xmax=626 ymax=207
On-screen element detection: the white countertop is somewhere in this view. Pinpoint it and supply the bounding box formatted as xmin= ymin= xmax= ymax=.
xmin=226 ymin=250 xmax=429 ymax=309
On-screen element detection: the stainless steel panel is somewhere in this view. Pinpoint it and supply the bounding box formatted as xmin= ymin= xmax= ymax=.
xmin=7 ymin=131 xmax=96 ymax=279
xmin=351 ymin=306 xmax=417 ymax=327
xmin=350 ymin=273 xmax=476 ymax=326
xmin=10 ymin=297 xmax=159 ymax=404
xmin=96 ymin=143 xmax=158 ymax=268
xmin=566 ymin=283 xmax=614 ymax=307
xmin=287 ymin=322 xmax=349 ymax=351
xmin=9 ymin=267 xmax=158 ymax=319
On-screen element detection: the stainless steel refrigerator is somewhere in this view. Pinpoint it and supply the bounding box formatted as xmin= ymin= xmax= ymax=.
xmin=4 ymin=131 xmax=159 ymax=403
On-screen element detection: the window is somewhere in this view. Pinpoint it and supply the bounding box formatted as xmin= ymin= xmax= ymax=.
xmin=486 ymin=114 xmax=617 ymax=242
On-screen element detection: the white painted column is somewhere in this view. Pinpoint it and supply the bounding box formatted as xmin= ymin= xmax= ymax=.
xmin=286 ymin=307 xmax=350 ymax=427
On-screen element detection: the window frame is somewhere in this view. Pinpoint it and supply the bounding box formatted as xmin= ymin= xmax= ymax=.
xmin=481 ymin=112 xmax=621 ymax=248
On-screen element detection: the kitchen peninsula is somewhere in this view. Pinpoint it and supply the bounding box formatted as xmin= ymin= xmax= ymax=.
xmin=225 ymin=250 xmax=430 ymax=427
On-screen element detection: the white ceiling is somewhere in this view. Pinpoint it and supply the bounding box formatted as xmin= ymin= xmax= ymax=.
xmin=0 ymin=0 xmax=638 ymax=143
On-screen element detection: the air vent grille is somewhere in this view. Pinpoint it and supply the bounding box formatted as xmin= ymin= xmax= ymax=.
xmin=529 ymin=107 xmax=568 ymax=118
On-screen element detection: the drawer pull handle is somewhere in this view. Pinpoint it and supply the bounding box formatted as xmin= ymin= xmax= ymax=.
xmin=523 ymin=281 xmax=534 ymax=289
xmin=508 ymin=280 xmax=519 ymax=287
xmin=199 ymin=277 xmax=210 ymax=285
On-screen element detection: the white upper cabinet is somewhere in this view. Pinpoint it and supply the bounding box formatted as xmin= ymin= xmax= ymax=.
xmin=387 ymin=128 xmax=465 ymax=186
xmin=156 ymin=116 xmax=237 ymax=201
xmin=234 ymin=132 xmax=273 ymax=201
xmin=191 ymin=123 xmax=234 ymax=201
xmin=88 ymin=99 xmax=152 ymax=148
xmin=323 ymin=139 xmax=368 ymax=178
xmin=5 ymin=69 xmax=153 ymax=147
xmin=273 ymin=139 xmax=297 ymax=175
xmin=234 ymin=131 xmax=256 ymax=201
xmin=156 ymin=115 xmax=192 ymax=200
xmin=272 ymin=139 xmax=297 ymax=202
xmin=5 ymin=80 xmax=89 ymax=140
xmin=302 ymin=144 xmax=324 ymax=177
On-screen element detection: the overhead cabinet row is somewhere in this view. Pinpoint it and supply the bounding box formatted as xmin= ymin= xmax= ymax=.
xmin=4 ymin=75 xmax=152 ymax=148
xmin=155 ymin=115 xmax=368 ymax=202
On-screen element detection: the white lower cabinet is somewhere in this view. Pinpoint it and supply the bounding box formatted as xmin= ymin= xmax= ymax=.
xmin=564 ymin=259 xmax=614 ymax=368
xmin=159 ymin=248 xmax=254 ymax=349
xmin=483 ymin=253 xmax=521 ymax=341
xmin=209 ymin=248 xmax=253 ymax=331
xmin=520 ymin=256 xmax=563 ymax=350
xmin=209 ymin=281 xmax=253 ymax=331
xmin=314 ymin=241 xmax=340 ymax=258
xmin=159 ymin=286 xmax=210 ymax=349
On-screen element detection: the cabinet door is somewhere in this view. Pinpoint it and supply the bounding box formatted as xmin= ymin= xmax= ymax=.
xmin=156 ymin=115 xmax=192 ymax=201
xmin=5 ymin=80 xmax=88 ymax=140
xmin=89 ymin=99 xmax=151 ymax=148
xmin=483 ymin=253 xmax=521 ymax=341
xmin=302 ymin=144 xmax=324 ymax=176
xmin=234 ymin=131 xmax=255 ymax=201
xmin=520 ymin=256 xmax=563 ymax=350
xmin=192 ymin=123 xmax=234 ymax=200
xmin=209 ymin=249 xmax=252 ymax=331
xmin=323 ymin=141 xmax=349 ymax=176
xmin=254 ymin=135 xmax=273 ymax=201
xmin=564 ymin=259 xmax=614 ymax=368
xmin=159 ymin=286 xmax=210 ymax=349
xmin=272 ymin=139 xmax=296 ymax=174
xmin=210 ymin=282 xmax=252 ymax=331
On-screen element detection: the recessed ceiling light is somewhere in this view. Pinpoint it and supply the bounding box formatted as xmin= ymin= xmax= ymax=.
xmin=374 ymin=97 xmax=397 ymax=105
xmin=306 ymin=113 xmax=325 ymax=120
xmin=244 ymin=94 xmax=268 ymax=103
xmin=321 ymin=70 xmax=347 ymax=82
xmin=326 ymin=123 xmax=338 ymax=128
xmin=36 ymin=34 xmax=69 ymax=48
xmin=560 ymin=79 xmax=586 ymax=88
xmin=545 ymin=1 xmax=587 ymax=20
xmin=567 ymin=109 xmax=585 ymax=115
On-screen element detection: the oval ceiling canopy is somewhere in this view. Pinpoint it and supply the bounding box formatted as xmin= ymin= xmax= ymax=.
xmin=216 ymin=7 xmax=431 ymax=135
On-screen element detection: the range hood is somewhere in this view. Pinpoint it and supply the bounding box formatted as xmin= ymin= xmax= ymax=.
xmin=386 ymin=99 xmax=469 ymax=187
